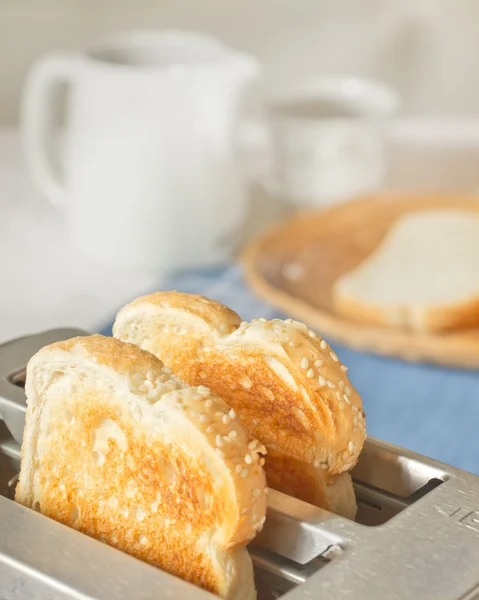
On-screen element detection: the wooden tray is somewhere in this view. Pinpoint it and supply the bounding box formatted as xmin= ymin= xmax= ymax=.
xmin=242 ymin=193 xmax=479 ymax=369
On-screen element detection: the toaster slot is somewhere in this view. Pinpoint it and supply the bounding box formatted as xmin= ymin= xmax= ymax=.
xmin=8 ymin=368 xmax=26 ymax=388
xmin=352 ymin=437 xmax=448 ymax=497
xmin=351 ymin=437 xmax=447 ymax=525
xmin=353 ymin=475 xmax=443 ymax=526
xmin=0 ymin=422 xmax=19 ymax=500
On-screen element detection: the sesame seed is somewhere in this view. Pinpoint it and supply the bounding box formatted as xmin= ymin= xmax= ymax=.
xmin=306 ymin=368 xmax=314 ymax=378
xmin=197 ymin=386 xmax=210 ymax=397
xmin=241 ymin=468 xmax=248 ymax=478
xmin=162 ymin=366 xmax=172 ymax=374
xmin=339 ymin=380 xmax=345 ymax=390
xmin=241 ymin=508 xmax=250 ymax=515
xmin=348 ymin=441 xmax=354 ymax=452
xmin=200 ymin=415 xmax=208 ymax=422
xmin=289 ymin=340 xmax=299 ymax=347
xmin=229 ymin=430 xmax=237 ymax=439
xmin=229 ymin=409 xmax=236 ymax=419
xmin=216 ymin=435 xmax=223 ymax=447
xmin=343 ymin=394 xmax=351 ymax=405
xmin=235 ymin=465 xmax=242 ymax=473
xmin=245 ymin=454 xmax=253 ymax=464
xmin=353 ymin=416 xmax=358 ymax=425
xmin=252 ymin=488 xmax=261 ymax=497
xmin=248 ymin=440 xmax=258 ymax=450
xmin=320 ymin=340 xmax=327 ymax=350
xmin=327 ymin=381 xmax=336 ymax=389
xmin=314 ymin=359 xmax=323 ymax=367
xmin=223 ymin=435 xmax=231 ymax=443
xmin=134 ymin=507 xmax=146 ymax=521
xmin=301 ymin=357 xmax=309 ymax=369
xmin=285 ymin=318 xmax=293 ymax=324
xmin=206 ymin=426 xmax=214 ymax=433
xmin=341 ymin=365 xmax=348 ymax=372
xmin=215 ymin=411 xmax=223 ymax=418
xmin=240 ymin=376 xmax=252 ymax=389
xmin=352 ymin=405 xmax=358 ymax=413
xmin=318 ymin=375 xmax=326 ymax=386
xmin=330 ymin=351 xmax=339 ymax=362
xmin=222 ymin=415 xmax=230 ymax=424
xmin=259 ymin=317 xmax=266 ymax=322
xmin=205 ymin=399 xmax=212 ymax=408
xmin=309 ymin=330 xmax=317 ymax=338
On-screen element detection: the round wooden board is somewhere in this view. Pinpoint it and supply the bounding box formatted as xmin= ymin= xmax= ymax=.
xmin=242 ymin=192 xmax=479 ymax=369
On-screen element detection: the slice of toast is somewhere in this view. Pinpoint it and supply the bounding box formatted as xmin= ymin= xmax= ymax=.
xmin=113 ymin=293 xmax=366 ymax=520
xmin=15 ymin=335 xmax=267 ymax=600
xmin=332 ymin=209 xmax=479 ymax=333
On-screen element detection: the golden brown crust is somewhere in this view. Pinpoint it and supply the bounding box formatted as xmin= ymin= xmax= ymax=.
xmin=48 ymin=334 xmax=165 ymax=378
xmin=425 ymin=298 xmax=479 ymax=332
xmin=114 ymin=292 xmax=366 ymax=515
xmin=334 ymin=289 xmax=479 ymax=333
xmin=127 ymin=291 xmax=242 ymax=335
xmin=16 ymin=335 xmax=266 ymax=599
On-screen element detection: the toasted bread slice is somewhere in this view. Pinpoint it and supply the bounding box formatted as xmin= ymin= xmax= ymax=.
xmin=332 ymin=209 xmax=479 ymax=333
xmin=113 ymin=293 xmax=366 ymax=519
xmin=15 ymin=335 xmax=267 ymax=600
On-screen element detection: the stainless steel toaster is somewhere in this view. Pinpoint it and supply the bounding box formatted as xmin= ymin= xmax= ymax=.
xmin=1 ymin=329 xmax=479 ymax=600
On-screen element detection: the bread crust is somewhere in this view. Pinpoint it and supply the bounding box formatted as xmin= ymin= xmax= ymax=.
xmin=15 ymin=335 xmax=266 ymax=600
xmin=114 ymin=292 xmax=366 ymax=518
xmin=334 ymin=287 xmax=479 ymax=333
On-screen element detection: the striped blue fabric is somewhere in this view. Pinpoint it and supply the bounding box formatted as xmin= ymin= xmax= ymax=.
xmin=100 ymin=265 xmax=479 ymax=475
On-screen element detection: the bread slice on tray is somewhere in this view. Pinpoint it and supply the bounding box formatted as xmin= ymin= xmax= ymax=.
xmin=113 ymin=292 xmax=366 ymax=520
xmin=332 ymin=209 xmax=479 ymax=333
xmin=15 ymin=334 xmax=267 ymax=600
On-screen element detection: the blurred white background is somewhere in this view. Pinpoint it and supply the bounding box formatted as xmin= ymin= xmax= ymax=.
xmin=2 ymin=0 xmax=479 ymax=124
xmin=3 ymin=0 xmax=479 ymax=343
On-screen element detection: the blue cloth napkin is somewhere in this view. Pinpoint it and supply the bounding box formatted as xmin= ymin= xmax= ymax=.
xmin=100 ymin=265 xmax=479 ymax=475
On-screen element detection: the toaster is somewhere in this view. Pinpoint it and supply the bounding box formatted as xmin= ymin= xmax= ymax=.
xmin=1 ymin=329 xmax=479 ymax=600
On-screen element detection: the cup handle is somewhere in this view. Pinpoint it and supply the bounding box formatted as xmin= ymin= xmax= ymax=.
xmin=21 ymin=53 xmax=80 ymax=207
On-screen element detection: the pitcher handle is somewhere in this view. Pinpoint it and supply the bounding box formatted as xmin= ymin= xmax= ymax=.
xmin=21 ymin=53 xmax=80 ymax=207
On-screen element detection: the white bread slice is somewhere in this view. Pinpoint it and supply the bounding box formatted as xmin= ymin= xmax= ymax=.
xmin=333 ymin=209 xmax=479 ymax=333
xmin=113 ymin=292 xmax=366 ymax=520
xmin=15 ymin=335 xmax=267 ymax=600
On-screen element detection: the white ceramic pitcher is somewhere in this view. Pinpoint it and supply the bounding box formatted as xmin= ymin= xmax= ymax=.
xmin=21 ymin=30 xmax=260 ymax=271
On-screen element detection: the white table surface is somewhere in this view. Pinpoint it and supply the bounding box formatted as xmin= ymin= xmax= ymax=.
xmin=2 ymin=120 xmax=479 ymax=345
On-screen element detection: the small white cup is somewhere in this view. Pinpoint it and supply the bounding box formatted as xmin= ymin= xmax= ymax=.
xmin=265 ymin=77 xmax=400 ymax=207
